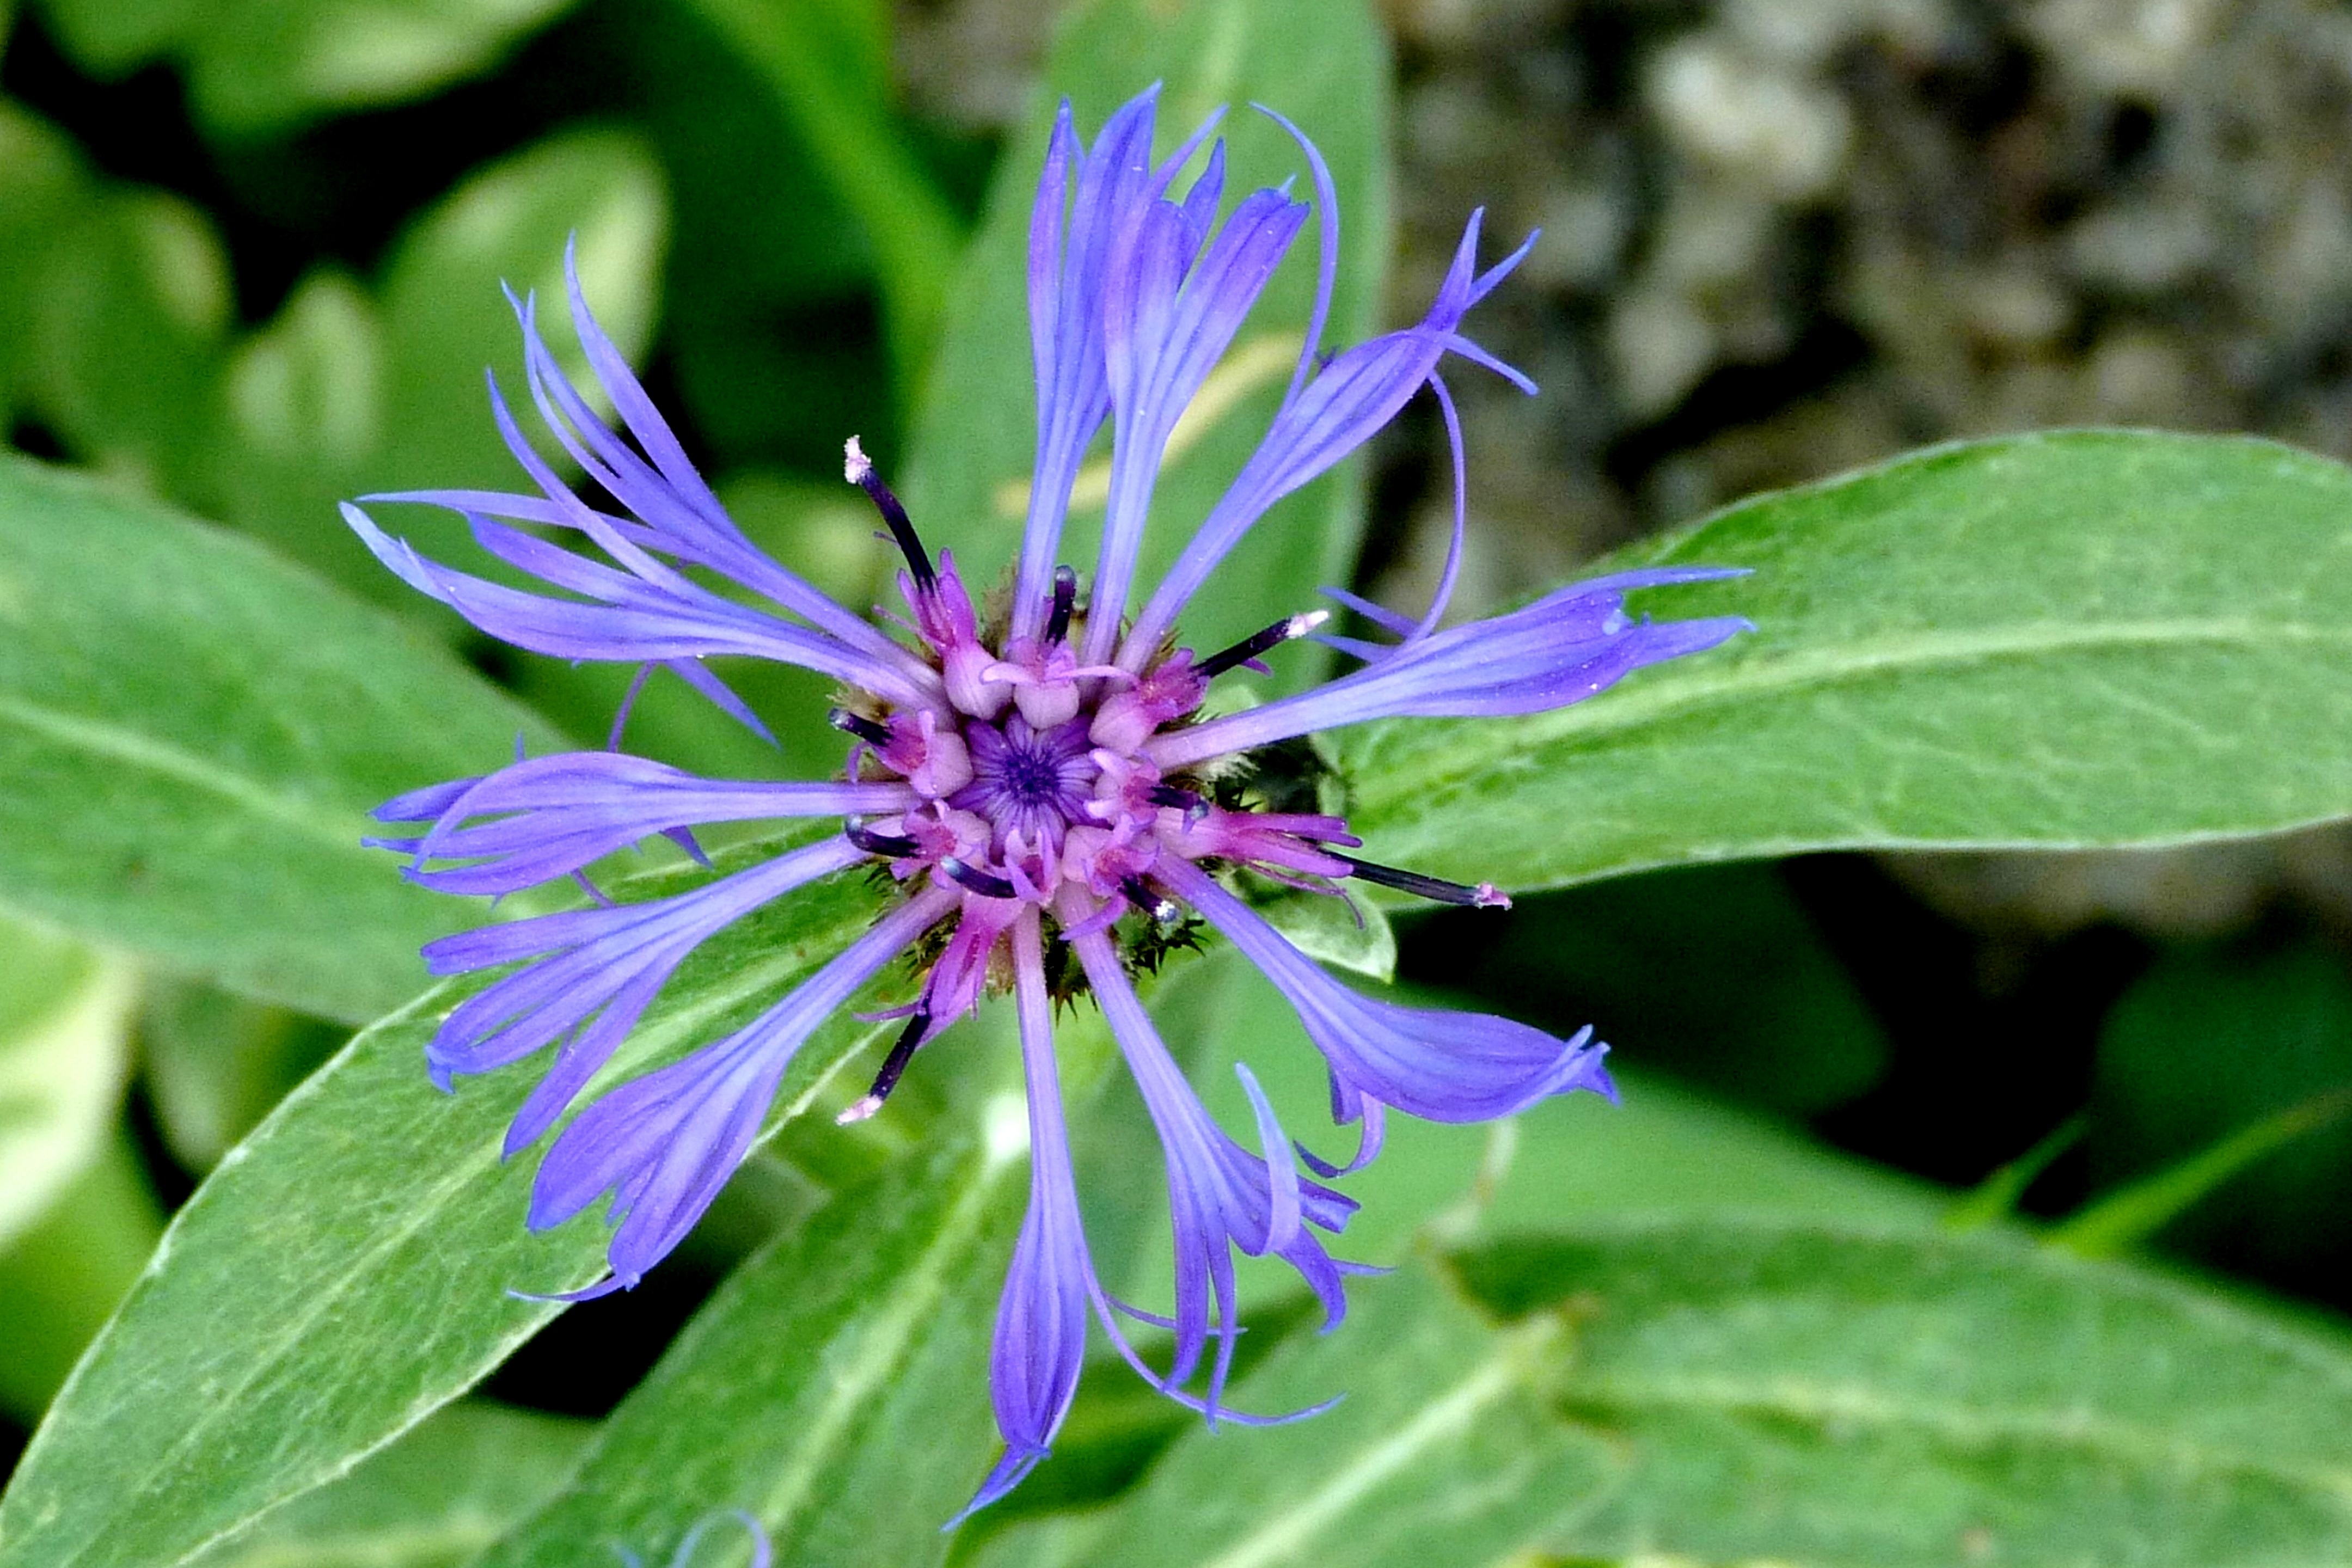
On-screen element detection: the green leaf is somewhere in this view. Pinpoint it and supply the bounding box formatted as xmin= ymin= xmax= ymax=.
xmin=139 ymin=981 xmax=346 ymax=1173
xmin=1012 ymin=956 xmax=1939 ymax=1538
xmin=1342 ymin=432 xmax=2352 ymax=890
xmin=2087 ymin=936 xmax=2352 ymax=1272
xmin=39 ymin=0 xmax=578 ymax=134
xmin=184 ymin=1403 xmax=591 ymax=1568
xmin=25 ymin=188 xmax=230 ymax=504
xmin=0 ymin=453 xmax=563 ymax=1021
xmin=903 ymin=0 xmax=1392 ymax=678
xmin=0 ymin=840 xmax=894 ymax=1568
xmin=214 ymin=268 xmax=388 ymax=592
xmin=476 ymin=1134 xmax=1028 ymax=1566
xmin=225 ymin=126 xmax=671 ymax=608
xmin=1037 ymin=1262 xmax=1581 ymax=1568
xmin=1255 ymin=888 xmax=1394 ymax=983
xmin=1423 ymin=863 xmax=1888 ymax=1116
xmin=0 ymin=915 xmax=137 ymax=1254
xmin=1073 ymin=1221 xmax=2352 ymax=1568
xmin=1945 ymin=1112 xmax=2087 ymax=1232
xmin=2054 ymin=1087 xmax=2352 ymax=1259
xmin=0 ymin=1140 xmax=162 ymax=1424
xmin=678 ymin=0 xmax=962 ymax=386
xmin=0 ymin=102 xmax=89 ymax=422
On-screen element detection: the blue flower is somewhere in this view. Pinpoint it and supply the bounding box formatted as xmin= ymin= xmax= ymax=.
xmin=351 ymin=83 xmax=1747 ymax=1521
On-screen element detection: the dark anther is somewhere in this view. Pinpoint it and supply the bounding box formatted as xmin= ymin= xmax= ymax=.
xmin=1120 ymin=875 xmax=1181 ymax=926
xmin=1143 ymin=783 xmax=1211 ymax=819
xmin=1196 ymin=610 xmax=1330 ymax=679
xmin=1336 ymin=854 xmax=1510 ymax=909
xmin=1045 ymin=565 xmax=1079 ymax=644
xmin=844 ymin=436 xmax=934 ymax=590
xmin=847 ymin=822 xmax=921 ymax=858
xmin=828 ymin=707 xmax=893 ymax=747
xmin=837 ymin=1010 xmax=930 ymax=1124
xmin=941 ymin=857 xmax=1019 ymax=899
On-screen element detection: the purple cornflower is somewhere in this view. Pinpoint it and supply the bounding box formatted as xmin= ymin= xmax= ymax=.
xmin=350 ymin=85 xmax=1747 ymax=1521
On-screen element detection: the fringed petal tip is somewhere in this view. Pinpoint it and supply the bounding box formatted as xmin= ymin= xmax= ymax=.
xmin=1587 ymin=1058 xmax=1622 ymax=1106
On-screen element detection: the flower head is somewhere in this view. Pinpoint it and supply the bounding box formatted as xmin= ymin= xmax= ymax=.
xmin=353 ymin=85 xmax=1746 ymax=1520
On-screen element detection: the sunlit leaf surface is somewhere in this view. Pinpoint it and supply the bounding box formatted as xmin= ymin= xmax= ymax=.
xmin=1345 ymin=432 xmax=2352 ymax=886
xmin=0 ymin=456 xmax=564 ymax=1020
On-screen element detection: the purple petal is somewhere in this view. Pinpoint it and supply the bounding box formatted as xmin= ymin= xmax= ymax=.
xmin=530 ymin=886 xmax=956 ymax=1293
xmin=1120 ymin=209 xmax=1543 ymax=667
xmin=398 ymin=750 xmax=908 ymax=897
xmin=422 ymin=835 xmax=864 ymax=1129
xmin=372 ymin=775 xmax=481 ymax=825
xmin=1010 ymin=87 xmax=1227 ymax=644
xmin=1008 ymin=88 xmax=1164 ymax=642
xmin=959 ymin=915 xmax=1093 ymax=1524
xmin=1149 ymin=568 xmax=1751 ymax=768
xmin=1085 ymin=184 xmax=1310 ymax=664
xmin=1162 ymin=860 xmax=1616 ymax=1125
xmin=341 ymin=502 xmax=940 ymax=709
xmin=1072 ymin=926 xmax=1356 ymax=1417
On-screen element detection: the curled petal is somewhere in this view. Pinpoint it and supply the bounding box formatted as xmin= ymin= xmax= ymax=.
xmin=1070 ymin=920 xmax=1356 ymax=1418
xmin=1149 ymin=567 xmax=1751 ymax=768
xmin=1160 ymin=859 xmax=1616 ymax=1124
xmin=1122 ymin=208 xmax=1541 ymax=666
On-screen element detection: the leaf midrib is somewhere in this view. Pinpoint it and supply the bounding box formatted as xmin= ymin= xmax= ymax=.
xmin=761 ymin=1149 xmax=1014 ymax=1542
xmin=194 ymin=1509 xmax=514 ymax=1568
xmin=1193 ymin=1315 xmax=1561 ymax=1568
xmin=1570 ymin=1367 xmax=2352 ymax=1500
xmin=0 ymin=693 xmax=366 ymax=852
xmin=1350 ymin=615 xmax=2352 ymax=814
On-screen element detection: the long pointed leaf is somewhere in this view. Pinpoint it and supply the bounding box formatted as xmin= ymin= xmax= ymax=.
xmin=0 ymin=840 xmax=893 ymax=1568
xmin=1344 ymin=432 xmax=2352 ymax=887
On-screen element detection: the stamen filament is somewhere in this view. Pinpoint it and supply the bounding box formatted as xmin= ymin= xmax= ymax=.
xmin=1196 ymin=610 xmax=1331 ymax=679
xmin=844 ymin=435 xmax=935 ymax=590
xmin=836 ymin=1009 xmax=931 ymax=1124
xmin=1336 ymin=854 xmax=1509 ymax=908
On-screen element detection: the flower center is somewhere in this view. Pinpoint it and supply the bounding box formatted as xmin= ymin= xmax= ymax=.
xmin=953 ymin=715 xmax=1098 ymax=849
